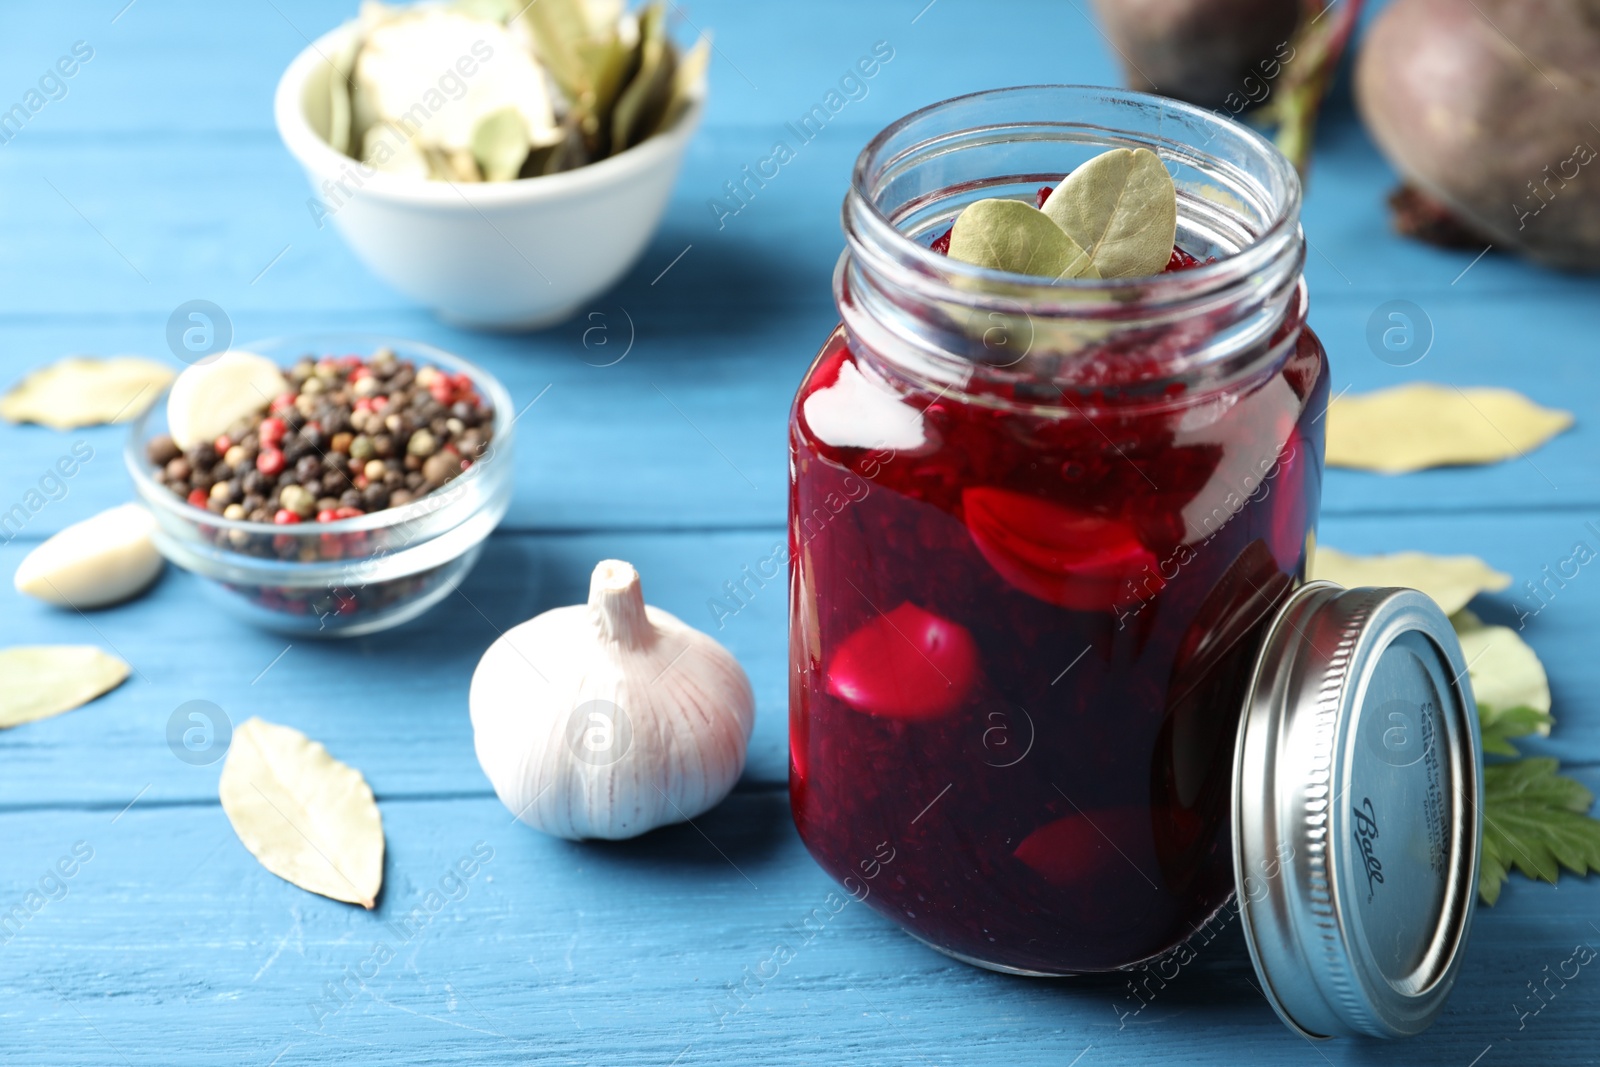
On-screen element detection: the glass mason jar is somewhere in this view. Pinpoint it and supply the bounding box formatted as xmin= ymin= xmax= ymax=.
xmin=788 ymin=86 xmax=1330 ymax=975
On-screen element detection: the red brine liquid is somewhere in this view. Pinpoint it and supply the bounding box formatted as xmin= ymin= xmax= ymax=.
xmin=788 ymin=274 xmax=1328 ymax=973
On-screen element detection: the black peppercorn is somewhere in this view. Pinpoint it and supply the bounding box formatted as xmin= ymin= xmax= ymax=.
xmin=147 ymin=434 xmax=181 ymax=466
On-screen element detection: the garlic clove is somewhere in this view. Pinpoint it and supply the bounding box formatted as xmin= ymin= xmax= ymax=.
xmin=469 ymin=559 xmax=755 ymax=841
xmin=14 ymin=503 xmax=163 ymax=608
xmin=165 ymin=350 xmax=288 ymax=450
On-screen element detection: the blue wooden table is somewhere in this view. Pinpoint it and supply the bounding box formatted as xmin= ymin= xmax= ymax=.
xmin=2 ymin=1 xmax=1596 ymax=1063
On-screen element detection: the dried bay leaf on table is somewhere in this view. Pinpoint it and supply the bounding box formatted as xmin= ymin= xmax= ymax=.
xmin=1453 ymin=609 xmax=1553 ymax=742
xmin=1041 ymin=147 xmax=1177 ymax=279
xmin=948 ymin=198 xmax=1097 ymax=279
xmin=0 ymin=646 xmax=129 ymax=728
xmin=1 ymin=356 xmax=173 ymax=429
xmin=1309 ymin=546 xmax=1511 ymax=616
xmin=219 ymin=717 xmax=385 ymax=909
xmin=1325 ymin=384 xmax=1573 ymax=473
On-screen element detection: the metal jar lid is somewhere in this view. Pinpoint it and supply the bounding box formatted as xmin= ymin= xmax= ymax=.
xmin=1232 ymin=581 xmax=1482 ymax=1039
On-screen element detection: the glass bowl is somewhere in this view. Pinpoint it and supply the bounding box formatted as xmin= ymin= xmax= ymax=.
xmin=125 ymin=333 xmax=514 ymax=637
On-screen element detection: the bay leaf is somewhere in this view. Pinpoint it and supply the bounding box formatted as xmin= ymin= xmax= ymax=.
xmin=326 ymin=30 xmax=364 ymax=157
xmin=1 ymin=356 xmax=173 ymax=430
xmin=1309 ymin=546 xmax=1511 ymax=616
xmin=525 ymin=115 xmax=590 ymax=176
xmin=947 ymin=198 xmax=1097 ymax=280
xmin=219 ymin=717 xmax=384 ymax=909
xmin=653 ymin=32 xmax=709 ymax=136
xmin=452 ymin=0 xmax=517 ymax=19
xmin=520 ymin=0 xmax=604 ymax=103
xmin=1326 ymin=384 xmax=1572 ymax=473
xmin=471 ymin=106 xmax=532 ymax=181
xmin=1453 ymin=610 xmax=1552 ymax=730
xmin=423 ymin=146 xmax=483 ymax=183
xmin=580 ymin=32 xmax=633 ymax=141
xmin=611 ymin=3 xmax=676 ymax=152
xmin=1041 ymin=148 xmax=1177 ymax=279
xmin=362 ymin=120 xmax=431 ymax=179
xmin=0 ymin=646 xmax=129 ymax=729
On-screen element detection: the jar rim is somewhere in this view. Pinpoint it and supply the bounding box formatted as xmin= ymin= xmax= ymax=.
xmin=845 ymin=84 xmax=1303 ymax=315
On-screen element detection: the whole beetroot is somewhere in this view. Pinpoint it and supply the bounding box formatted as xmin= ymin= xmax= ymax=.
xmin=1356 ymin=0 xmax=1600 ymax=270
xmin=1090 ymin=0 xmax=1302 ymax=108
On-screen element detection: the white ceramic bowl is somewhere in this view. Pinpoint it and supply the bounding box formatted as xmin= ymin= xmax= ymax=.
xmin=275 ymin=19 xmax=703 ymax=330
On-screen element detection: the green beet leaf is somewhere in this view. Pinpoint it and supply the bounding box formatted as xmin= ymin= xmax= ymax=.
xmin=1480 ymin=704 xmax=1556 ymax=757
xmin=947 ymin=198 xmax=1097 ymax=280
xmin=1479 ymin=757 xmax=1600 ymax=905
xmin=1042 ymin=147 xmax=1177 ymax=279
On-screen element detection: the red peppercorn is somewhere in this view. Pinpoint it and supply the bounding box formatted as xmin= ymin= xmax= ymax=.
xmin=270 ymin=393 xmax=296 ymax=413
xmin=213 ymin=434 xmax=232 ymax=454
xmin=317 ymin=508 xmax=340 ymax=523
xmin=186 ymin=488 xmax=209 ymax=508
xmin=340 ymin=354 xmax=363 ymax=367
xmin=353 ymin=397 xmax=374 ymax=413
xmin=333 ymin=506 xmax=364 ymax=519
xmin=273 ymin=509 xmax=301 ymax=525
xmin=259 ymin=416 xmax=287 ymax=448
xmin=257 ymin=447 xmax=286 ymax=476
xmin=429 ymin=379 xmax=454 ymax=404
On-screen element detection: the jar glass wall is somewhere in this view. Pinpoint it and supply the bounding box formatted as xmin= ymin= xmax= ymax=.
xmin=787 ymin=86 xmax=1330 ymax=974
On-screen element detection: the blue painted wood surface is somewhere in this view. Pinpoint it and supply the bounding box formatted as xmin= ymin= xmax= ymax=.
xmin=1 ymin=2 xmax=1597 ymax=1064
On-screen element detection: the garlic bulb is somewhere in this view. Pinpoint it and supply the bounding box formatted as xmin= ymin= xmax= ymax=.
xmin=469 ymin=560 xmax=754 ymax=840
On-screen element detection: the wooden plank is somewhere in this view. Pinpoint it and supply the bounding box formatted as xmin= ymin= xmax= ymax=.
xmin=4 ymin=511 xmax=1597 ymax=812
xmin=0 ymin=126 xmax=1593 ymax=529
xmin=0 ymin=527 xmax=792 ymax=808
xmin=0 ymin=787 xmax=1595 ymax=1065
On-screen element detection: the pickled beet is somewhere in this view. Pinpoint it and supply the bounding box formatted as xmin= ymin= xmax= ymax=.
xmin=826 ymin=602 xmax=980 ymax=719
xmin=789 ymin=319 xmax=1328 ymax=972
